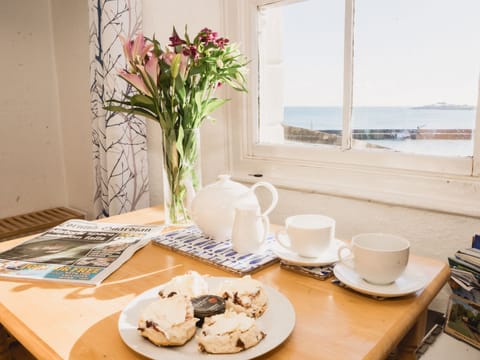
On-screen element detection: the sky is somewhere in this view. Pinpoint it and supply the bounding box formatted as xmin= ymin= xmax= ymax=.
xmin=271 ymin=0 xmax=480 ymax=107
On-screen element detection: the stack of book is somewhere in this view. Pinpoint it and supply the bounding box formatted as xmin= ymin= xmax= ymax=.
xmin=444 ymin=237 xmax=480 ymax=350
xmin=448 ymin=247 xmax=480 ymax=303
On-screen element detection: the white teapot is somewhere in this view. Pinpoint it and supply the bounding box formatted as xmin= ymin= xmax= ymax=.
xmin=190 ymin=174 xmax=278 ymax=241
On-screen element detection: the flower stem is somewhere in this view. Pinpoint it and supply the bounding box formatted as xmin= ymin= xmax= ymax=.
xmin=162 ymin=128 xmax=200 ymax=224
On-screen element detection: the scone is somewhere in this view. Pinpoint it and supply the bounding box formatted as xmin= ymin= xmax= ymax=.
xmin=158 ymin=270 xmax=209 ymax=298
xmin=138 ymin=294 xmax=198 ymax=346
xmin=196 ymin=310 xmax=266 ymax=354
xmin=217 ymin=275 xmax=268 ymax=318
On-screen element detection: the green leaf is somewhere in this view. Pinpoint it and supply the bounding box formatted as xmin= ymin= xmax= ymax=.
xmin=174 ymin=77 xmax=186 ymax=103
xmin=130 ymin=94 xmax=154 ymax=107
xmin=152 ymin=35 xmax=163 ymax=57
xmin=104 ymin=105 xmax=159 ymax=122
xmin=104 ymin=98 xmax=132 ymax=107
xmin=128 ymin=94 xmax=160 ymax=118
xmin=202 ymin=98 xmax=227 ymax=117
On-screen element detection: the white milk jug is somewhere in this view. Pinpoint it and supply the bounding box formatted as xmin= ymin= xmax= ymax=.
xmin=231 ymin=204 xmax=270 ymax=254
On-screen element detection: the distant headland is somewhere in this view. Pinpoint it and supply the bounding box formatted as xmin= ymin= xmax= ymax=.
xmin=412 ymin=102 xmax=475 ymax=110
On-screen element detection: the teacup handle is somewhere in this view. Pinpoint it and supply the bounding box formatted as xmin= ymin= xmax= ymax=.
xmin=250 ymin=182 xmax=278 ymax=217
xmin=275 ymin=228 xmax=292 ymax=250
xmin=337 ymin=245 xmax=354 ymax=267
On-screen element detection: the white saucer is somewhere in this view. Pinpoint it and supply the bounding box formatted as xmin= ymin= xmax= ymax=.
xmin=273 ymin=238 xmax=346 ymax=266
xmin=333 ymin=262 xmax=428 ymax=298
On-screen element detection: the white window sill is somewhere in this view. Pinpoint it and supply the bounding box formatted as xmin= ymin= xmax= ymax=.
xmin=230 ymin=152 xmax=480 ymax=218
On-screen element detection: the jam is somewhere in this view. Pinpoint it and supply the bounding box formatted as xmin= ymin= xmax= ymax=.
xmin=191 ymin=295 xmax=226 ymax=327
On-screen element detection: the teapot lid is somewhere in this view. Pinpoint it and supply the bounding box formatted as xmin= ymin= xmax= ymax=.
xmin=193 ymin=174 xmax=250 ymax=203
xmin=213 ymin=174 xmax=248 ymax=190
xmin=218 ymin=174 xmax=231 ymax=182
xmin=217 ymin=174 xmax=235 ymax=184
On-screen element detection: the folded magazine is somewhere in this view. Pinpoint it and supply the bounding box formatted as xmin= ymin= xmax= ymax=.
xmin=0 ymin=219 xmax=163 ymax=285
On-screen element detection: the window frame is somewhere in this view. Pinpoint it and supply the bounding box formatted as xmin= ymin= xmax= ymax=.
xmin=223 ymin=0 xmax=480 ymax=217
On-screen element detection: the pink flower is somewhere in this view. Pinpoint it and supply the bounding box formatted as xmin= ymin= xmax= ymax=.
xmin=178 ymin=54 xmax=189 ymax=79
xmin=119 ymin=33 xmax=153 ymax=67
xmin=118 ymin=70 xmax=151 ymax=95
xmin=182 ymin=45 xmax=198 ymax=60
xmin=169 ymin=33 xmax=186 ymax=47
xmin=132 ymin=33 xmax=152 ymax=61
xmin=119 ymin=35 xmax=132 ymax=62
xmin=199 ymin=28 xmax=218 ymax=44
xmin=162 ymin=52 xmax=175 ymax=66
xmin=144 ymin=56 xmax=159 ymax=85
xmin=215 ymin=37 xmax=229 ymax=49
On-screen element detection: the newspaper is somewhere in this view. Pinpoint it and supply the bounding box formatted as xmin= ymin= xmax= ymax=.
xmin=0 ymin=219 xmax=163 ymax=285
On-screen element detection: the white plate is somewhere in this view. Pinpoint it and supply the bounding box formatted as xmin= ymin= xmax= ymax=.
xmin=273 ymin=238 xmax=346 ymax=266
xmin=333 ymin=262 xmax=428 ymax=298
xmin=118 ymin=277 xmax=296 ymax=359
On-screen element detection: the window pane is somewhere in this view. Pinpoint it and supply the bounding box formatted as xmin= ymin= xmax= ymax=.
xmin=258 ymin=0 xmax=345 ymax=145
xmin=352 ymin=0 xmax=479 ymax=156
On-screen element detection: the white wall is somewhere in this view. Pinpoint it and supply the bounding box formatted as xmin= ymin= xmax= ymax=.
xmin=0 ymin=0 xmax=67 ymax=218
xmin=51 ymin=0 xmax=94 ymax=219
xmin=0 ymin=0 xmax=94 ymax=219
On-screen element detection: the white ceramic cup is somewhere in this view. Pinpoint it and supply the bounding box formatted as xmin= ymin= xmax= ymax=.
xmin=337 ymin=233 xmax=410 ymax=285
xmin=276 ymin=214 xmax=335 ymax=258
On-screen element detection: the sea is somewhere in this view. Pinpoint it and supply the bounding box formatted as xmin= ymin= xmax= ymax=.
xmin=283 ymin=106 xmax=477 ymax=157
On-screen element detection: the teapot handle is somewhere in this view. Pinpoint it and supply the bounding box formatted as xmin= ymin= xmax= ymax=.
xmin=250 ymin=182 xmax=278 ymax=216
xmin=260 ymin=214 xmax=270 ymax=244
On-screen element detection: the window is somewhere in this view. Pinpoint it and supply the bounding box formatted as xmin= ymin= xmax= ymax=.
xmin=352 ymin=0 xmax=479 ymax=157
xmin=257 ymin=0 xmax=345 ymax=145
xmin=224 ymin=0 xmax=480 ymax=216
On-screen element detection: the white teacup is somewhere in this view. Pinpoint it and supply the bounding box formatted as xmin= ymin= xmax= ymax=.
xmin=337 ymin=233 xmax=410 ymax=285
xmin=276 ymin=214 xmax=335 ymax=258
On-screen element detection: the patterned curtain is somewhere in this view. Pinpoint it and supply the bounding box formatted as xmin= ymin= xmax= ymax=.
xmin=88 ymin=0 xmax=150 ymax=218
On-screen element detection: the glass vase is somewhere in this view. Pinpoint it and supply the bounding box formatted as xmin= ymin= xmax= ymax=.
xmin=162 ymin=127 xmax=202 ymax=225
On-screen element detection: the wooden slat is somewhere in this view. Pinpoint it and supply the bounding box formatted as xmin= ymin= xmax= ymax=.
xmin=0 ymin=207 xmax=85 ymax=242
xmin=0 ymin=222 xmax=16 ymax=232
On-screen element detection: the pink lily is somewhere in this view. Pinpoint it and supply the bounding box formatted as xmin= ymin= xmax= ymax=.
xmin=119 ymin=33 xmax=153 ymax=67
xmin=132 ymin=33 xmax=152 ymax=62
xmin=144 ymin=56 xmax=159 ymax=86
xmin=119 ymin=35 xmax=133 ymax=64
xmin=118 ymin=70 xmax=151 ymax=96
xmin=162 ymin=52 xmax=175 ymax=66
xmin=178 ymin=54 xmax=189 ymax=79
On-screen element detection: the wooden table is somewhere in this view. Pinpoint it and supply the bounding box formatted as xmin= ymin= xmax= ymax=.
xmin=0 ymin=206 xmax=449 ymax=360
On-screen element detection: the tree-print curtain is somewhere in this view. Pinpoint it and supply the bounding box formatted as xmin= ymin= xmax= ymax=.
xmin=89 ymin=0 xmax=149 ymax=218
